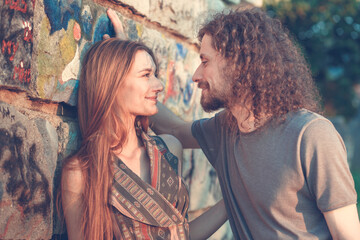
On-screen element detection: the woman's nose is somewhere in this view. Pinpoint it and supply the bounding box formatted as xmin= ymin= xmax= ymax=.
xmin=153 ymin=76 xmax=164 ymax=92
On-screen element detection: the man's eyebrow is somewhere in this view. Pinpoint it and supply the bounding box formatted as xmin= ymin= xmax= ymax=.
xmin=200 ymin=53 xmax=209 ymax=60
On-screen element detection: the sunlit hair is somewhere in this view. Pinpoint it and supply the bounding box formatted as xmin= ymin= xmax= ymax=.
xmin=60 ymin=38 xmax=158 ymax=240
xmin=198 ymin=7 xmax=322 ymax=128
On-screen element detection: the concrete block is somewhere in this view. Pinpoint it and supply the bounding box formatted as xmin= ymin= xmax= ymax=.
xmin=0 ymin=102 xmax=57 ymax=239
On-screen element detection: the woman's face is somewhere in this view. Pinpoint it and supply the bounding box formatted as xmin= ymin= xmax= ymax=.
xmin=118 ymin=50 xmax=163 ymax=118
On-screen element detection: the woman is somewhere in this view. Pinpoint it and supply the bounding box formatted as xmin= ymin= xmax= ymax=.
xmin=60 ymin=38 xmax=227 ymax=240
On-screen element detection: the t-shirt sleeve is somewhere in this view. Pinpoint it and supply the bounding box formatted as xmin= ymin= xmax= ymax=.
xmin=300 ymin=118 xmax=357 ymax=212
xmin=191 ymin=110 xmax=226 ymax=167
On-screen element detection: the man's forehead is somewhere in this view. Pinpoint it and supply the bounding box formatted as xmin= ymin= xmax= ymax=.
xmin=200 ymin=34 xmax=219 ymax=58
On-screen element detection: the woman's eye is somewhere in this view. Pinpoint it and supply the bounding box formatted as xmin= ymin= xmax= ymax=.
xmin=143 ymin=73 xmax=151 ymax=78
xmin=202 ymin=61 xmax=208 ymax=65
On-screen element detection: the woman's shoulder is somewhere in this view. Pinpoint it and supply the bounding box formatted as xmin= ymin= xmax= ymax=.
xmin=61 ymin=156 xmax=84 ymax=194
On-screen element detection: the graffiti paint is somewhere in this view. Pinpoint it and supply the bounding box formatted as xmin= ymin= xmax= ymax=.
xmin=0 ymin=105 xmax=16 ymax=122
xmin=0 ymin=105 xmax=51 ymax=218
xmin=1 ymin=40 xmax=19 ymax=61
xmin=13 ymin=61 xmax=31 ymax=83
xmin=92 ymin=14 xmax=115 ymax=43
xmin=183 ymin=78 xmax=194 ymax=105
xmin=22 ymin=20 xmax=33 ymax=42
xmin=0 ymin=0 xmax=35 ymax=87
xmin=4 ymin=0 xmax=28 ymax=13
xmin=164 ymin=61 xmax=178 ymax=103
xmin=128 ymin=20 xmax=140 ymax=40
xmin=0 ymin=103 xmax=56 ymax=239
xmin=43 ymin=0 xmax=81 ymax=34
xmin=176 ymin=43 xmax=188 ymax=59
xmin=1 ymin=127 xmax=51 ymax=217
xmin=80 ymin=5 xmax=93 ymax=37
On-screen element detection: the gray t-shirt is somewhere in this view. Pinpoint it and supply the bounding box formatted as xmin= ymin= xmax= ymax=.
xmin=192 ymin=109 xmax=357 ymax=239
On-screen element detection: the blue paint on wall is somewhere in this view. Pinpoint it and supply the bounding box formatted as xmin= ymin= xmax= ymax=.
xmin=176 ymin=43 xmax=188 ymax=59
xmin=127 ymin=20 xmax=139 ymax=40
xmin=81 ymin=7 xmax=93 ymax=38
xmin=43 ymin=0 xmax=82 ymax=34
xmin=54 ymin=79 xmax=79 ymax=106
xmin=92 ymin=14 xmax=115 ymax=43
xmin=80 ymin=41 xmax=93 ymax=62
xmin=183 ymin=77 xmax=193 ymax=105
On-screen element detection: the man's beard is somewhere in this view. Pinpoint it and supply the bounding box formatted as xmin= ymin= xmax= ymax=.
xmin=200 ymin=90 xmax=227 ymax=112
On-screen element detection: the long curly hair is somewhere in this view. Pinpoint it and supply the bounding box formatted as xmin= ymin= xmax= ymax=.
xmin=60 ymin=38 xmax=156 ymax=240
xmin=198 ymin=7 xmax=322 ymax=127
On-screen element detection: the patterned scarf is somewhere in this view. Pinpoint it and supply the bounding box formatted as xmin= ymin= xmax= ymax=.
xmin=111 ymin=130 xmax=189 ymax=240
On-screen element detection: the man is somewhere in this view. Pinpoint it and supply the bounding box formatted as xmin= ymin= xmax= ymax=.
xmin=149 ymin=7 xmax=360 ymax=239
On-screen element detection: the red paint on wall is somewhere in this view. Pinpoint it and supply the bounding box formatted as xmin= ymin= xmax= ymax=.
xmin=4 ymin=0 xmax=28 ymax=13
xmin=73 ymin=22 xmax=81 ymax=41
xmin=23 ymin=20 xmax=33 ymax=42
xmin=163 ymin=61 xmax=178 ymax=102
xmin=2 ymin=40 xmax=19 ymax=61
xmin=13 ymin=61 xmax=31 ymax=83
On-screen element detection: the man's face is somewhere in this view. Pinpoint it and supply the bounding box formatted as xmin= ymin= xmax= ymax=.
xmin=192 ymin=34 xmax=232 ymax=112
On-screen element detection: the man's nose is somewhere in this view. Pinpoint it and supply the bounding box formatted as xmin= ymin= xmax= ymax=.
xmin=192 ymin=65 xmax=202 ymax=83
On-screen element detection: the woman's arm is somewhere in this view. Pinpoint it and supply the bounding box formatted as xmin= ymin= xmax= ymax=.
xmin=61 ymin=159 xmax=84 ymax=240
xmin=188 ymin=199 xmax=228 ymax=240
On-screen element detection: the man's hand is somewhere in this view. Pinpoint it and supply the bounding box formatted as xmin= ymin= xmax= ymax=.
xmin=103 ymin=8 xmax=126 ymax=40
xmin=149 ymin=102 xmax=199 ymax=149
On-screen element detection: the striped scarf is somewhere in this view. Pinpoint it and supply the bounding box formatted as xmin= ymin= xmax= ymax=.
xmin=111 ymin=131 xmax=190 ymax=240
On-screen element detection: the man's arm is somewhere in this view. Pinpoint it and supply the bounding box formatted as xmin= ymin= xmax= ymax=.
xmin=323 ymin=204 xmax=360 ymax=239
xmin=189 ymin=199 xmax=228 ymax=240
xmin=150 ymin=102 xmax=200 ymax=148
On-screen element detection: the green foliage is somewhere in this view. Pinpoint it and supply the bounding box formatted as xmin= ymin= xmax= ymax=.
xmin=264 ymin=0 xmax=360 ymax=119
xmin=350 ymin=168 xmax=360 ymax=215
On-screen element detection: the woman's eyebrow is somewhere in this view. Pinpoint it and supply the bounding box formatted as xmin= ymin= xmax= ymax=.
xmin=138 ymin=68 xmax=153 ymax=73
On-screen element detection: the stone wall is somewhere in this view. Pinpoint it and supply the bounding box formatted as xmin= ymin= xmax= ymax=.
xmin=1 ymin=0 xmax=264 ymax=239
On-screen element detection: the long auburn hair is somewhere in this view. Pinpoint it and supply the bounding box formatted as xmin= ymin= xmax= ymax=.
xmin=60 ymin=38 xmax=157 ymax=240
xmin=198 ymin=8 xmax=322 ymax=127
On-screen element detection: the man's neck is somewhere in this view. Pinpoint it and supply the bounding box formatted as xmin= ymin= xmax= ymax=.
xmin=229 ymin=105 xmax=269 ymax=133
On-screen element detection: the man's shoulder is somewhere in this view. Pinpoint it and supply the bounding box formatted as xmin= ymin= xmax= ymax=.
xmin=286 ymin=109 xmax=328 ymax=128
xmin=271 ymin=109 xmax=331 ymax=138
xmin=193 ymin=109 xmax=228 ymax=128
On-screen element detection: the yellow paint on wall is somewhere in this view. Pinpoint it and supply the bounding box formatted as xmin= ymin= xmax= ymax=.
xmin=36 ymin=17 xmax=79 ymax=98
xmin=37 ymin=17 xmax=77 ymax=98
xmin=37 ymin=17 xmax=62 ymax=97
xmin=136 ymin=23 xmax=143 ymax=37
xmin=59 ymin=20 xmax=77 ymax=66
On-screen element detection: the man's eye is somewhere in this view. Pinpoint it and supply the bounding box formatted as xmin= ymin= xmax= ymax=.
xmin=202 ymin=61 xmax=208 ymax=65
xmin=143 ymin=73 xmax=151 ymax=78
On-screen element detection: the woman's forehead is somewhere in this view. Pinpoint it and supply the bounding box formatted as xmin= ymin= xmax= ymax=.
xmin=131 ymin=50 xmax=156 ymax=72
